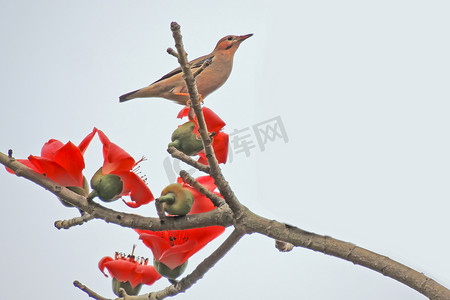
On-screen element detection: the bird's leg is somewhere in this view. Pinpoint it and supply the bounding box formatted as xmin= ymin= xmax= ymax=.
xmin=174 ymin=92 xmax=204 ymax=120
xmin=174 ymin=92 xmax=190 ymax=98
xmin=173 ymin=93 xmax=204 ymax=105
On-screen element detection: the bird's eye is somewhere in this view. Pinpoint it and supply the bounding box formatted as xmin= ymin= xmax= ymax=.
xmin=227 ymin=36 xmax=233 ymax=41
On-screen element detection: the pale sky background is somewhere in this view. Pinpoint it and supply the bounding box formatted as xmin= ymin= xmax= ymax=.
xmin=1 ymin=1 xmax=449 ymax=299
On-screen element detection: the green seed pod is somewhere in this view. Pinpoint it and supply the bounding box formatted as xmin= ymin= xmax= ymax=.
xmin=159 ymin=183 xmax=194 ymax=216
xmin=153 ymin=259 xmax=188 ymax=280
xmin=90 ymin=167 xmax=103 ymax=190
xmin=168 ymin=121 xmax=204 ymax=156
xmin=90 ymin=168 xmax=123 ymax=202
xmin=112 ymin=277 xmax=142 ymax=297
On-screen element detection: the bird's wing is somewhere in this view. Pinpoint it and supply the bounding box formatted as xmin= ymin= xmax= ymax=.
xmin=151 ymin=54 xmax=215 ymax=85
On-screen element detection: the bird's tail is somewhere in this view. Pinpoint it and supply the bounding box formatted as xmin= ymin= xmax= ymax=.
xmin=119 ymin=89 xmax=140 ymax=102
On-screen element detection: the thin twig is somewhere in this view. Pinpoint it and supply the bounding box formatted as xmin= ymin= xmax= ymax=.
xmin=155 ymin=198 xmax=167 ymax=222
xmin=179 ymin=170 xmax=226 ymax=207
xmin=192 ymin=58 xmax=212 ymax=78
xmin=55 ymin=211 xmax=94 ymax=229
xmin=74 ymin=280 xmax=110 ymax=300
xmin=169 ymin=22 xmax=243 ymax=218
xmin=74 ymin=281 xmax=149 ymax=300
xmin=166 ymin=47 xmax=178 ymax=58
xmin=149 ymin=229 xmax=245 ymax=300
xmin=167 ymin=146 xmax=210 ymax=174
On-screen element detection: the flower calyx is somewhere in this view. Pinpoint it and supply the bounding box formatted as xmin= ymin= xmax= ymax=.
xmin=158 ymin=183 xmax=194 ymax=216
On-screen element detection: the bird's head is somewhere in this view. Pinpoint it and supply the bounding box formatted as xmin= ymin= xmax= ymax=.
xmin=214 ymin=34 xmax=253 ymax=54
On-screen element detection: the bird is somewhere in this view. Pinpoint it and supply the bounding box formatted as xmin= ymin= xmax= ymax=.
xmin=119 ymin=34 xmax=253 ymax=105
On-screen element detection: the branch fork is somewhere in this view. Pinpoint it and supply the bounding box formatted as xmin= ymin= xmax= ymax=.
xmin=1 ymin=21 xmax=449 ymax=300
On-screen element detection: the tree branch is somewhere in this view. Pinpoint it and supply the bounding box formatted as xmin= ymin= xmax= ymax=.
xmin=179 ymin=170 xmax=226 ymax=207
xmin=167 ymin=146 xmax=210 ymax=174
xmin=74 ymin=280 xmax=111 ymax=300
xmin=73 ymin=230 xmax=244 ymax=300
xmin=149 ymin=229 xmax=245 ymax=299
xmin=242 ymin=210 xmax=450 ymax=300
xmin=166 ymin=47 xmax=178 ymax=58
xmin=155 ymin=198 xmax=168 ymax=221
xmin=192 ymin=58 xmax=213 ymax=78
xmin=169 ymin=22 xmax=244 ymax=218
xmin=166 ymin=22 xmax=450 ymax=299
xmin=5 ymin=148 xmax=448 ymax=298
xmin=0 ymin=151 xmax=233 ymax=231
xmin=74 ymin=281 xmax=149 ymax=300
xmin=3 ymin=22 xmax=450 ymax=300
xmin=55 ymin=211 xmax=94 ymax=229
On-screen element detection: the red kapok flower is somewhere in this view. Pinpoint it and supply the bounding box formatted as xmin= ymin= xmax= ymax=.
xmin=137 ymin=226 xmax=225 ymax=270
xmin=177 ymin=106 xmax=229 ymax=164
xmin=99 ymin=252 xmax=161 ymax=288
xmin=177 ymin=106 xmax=226 ymax=136
xmin=197 ymin=131 xmax=229 ymax=165
xmin=137 ymin=175 xmax=225 ymax=270
xmin=96 ymin=129 xmax=154 ymax=208
xmin=6 ymin=128 xmax=97 ymax=187
xmin=177 ymin=175 xmax=218 ymax=214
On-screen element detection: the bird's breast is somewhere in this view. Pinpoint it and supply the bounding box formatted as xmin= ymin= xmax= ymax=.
xmin=195 ymin=59 xmax=233 ymax=97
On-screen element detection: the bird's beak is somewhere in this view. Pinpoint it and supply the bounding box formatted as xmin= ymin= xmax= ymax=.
xmin=237 ymin=34 xmax=253 ymax=42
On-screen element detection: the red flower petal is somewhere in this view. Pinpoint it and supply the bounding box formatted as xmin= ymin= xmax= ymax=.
xmin=41 ymin=139 xmax=65 ymax=159
xmin=105 ymin=143 xmax=136 ymax=174
xmin=176 ymin=175 xmax=218 ymax=214
xmin=98 ymin=256 xmax=114 ymax=277
xmin=178 ymin=107 xmax=226 ymax=134
xmin=195 ymin=176 xmax=216 ymax=191
xmin=135 ymin=265 xmax=162 ymax=285
xmin=197 ymin=154 xmax=207 ymax=165
xmin=177 ymin=175 xmax=216 ymax=193
xmin=161 ymin=227 xmax=225 ymax=269
xmin=212 ymin=132 xmax=229 ymax=164
xmin=98 ymin=255 xmax=161 ymax=287
xmin=184 ymin=226 xmax=225 ymax=253
xmin=97 ymin=130 xmax=135 ymax=174
xmin=177 ymin=106 xmax=191 ymax=119
xmin=28 ymin=155 xmax=82 ymax=186
xmin=78 ymin=128 xmax=98 ymax=155
xmin=197 ymin=132 xmax=229 ymax=165
xmin=138 ymin=232 xmax=172 ymax=261
xmin=138 ymin=225 xmax=225 ymax=270
xmin=104 ymin=260 xmax=137 ymax=284
xmin=52 ymin=141 xmax=85 ymax=185
xmin=5 ymin=159 xmax=38 ymax=175
xmin=119 ymin=172 xmax=154 ymax=208
xmin=190 ymin=194 xmax=217 ymax=214
xmin=157 ymin=240 xmax=198 ymax=270
xmin=199 ymin=107 xmax=226 ymax=134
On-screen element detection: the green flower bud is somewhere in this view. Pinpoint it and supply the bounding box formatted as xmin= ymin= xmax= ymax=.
xmin=159 ymin=183 xmax=194 ymax=216
xmin=90 ymin=167 xmax=103 ymax=190
xmin=59 ymin=177 xmax=89 ymax=207
xmin=169 ymin=121 xmax=204 ymax=156
xmin=153 ymin=259 xmax=188 ymax=280
xmin=90 ymin=167 xmax=123 ymax=202
xmin=112 ymin=277 xmax=142 ymax=297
